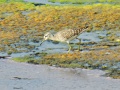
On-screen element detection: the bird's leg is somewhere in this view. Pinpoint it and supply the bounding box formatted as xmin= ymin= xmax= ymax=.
xmin=67 ymin=41 xmax=71 ymax=53
xmin=76 ymin=38 xmax=81 ymax=51
xmin=68 ymin=43 xmax=72 ymax=53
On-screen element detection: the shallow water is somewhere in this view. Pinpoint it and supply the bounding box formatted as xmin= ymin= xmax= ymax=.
xmin=0 ymin=59 xmax=120 ymax=90
xmin=0 ymin=30 xmax=108 ymax=57
xmin=39 ymin=31 xmax=107 ymax=53
xmin=24 ymin=0 xmax=64 ymax=5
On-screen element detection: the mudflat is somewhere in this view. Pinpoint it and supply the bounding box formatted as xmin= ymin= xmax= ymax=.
xmin=0 ymin=59 xmax=120 ymax=90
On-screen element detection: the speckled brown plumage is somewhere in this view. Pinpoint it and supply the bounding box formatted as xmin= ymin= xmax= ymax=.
xmin=53 ymin=26 xmax=89 ymax=42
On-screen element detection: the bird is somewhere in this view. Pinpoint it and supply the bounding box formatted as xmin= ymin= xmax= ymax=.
xmin=40 ymin=26 xmax=89 ymax=53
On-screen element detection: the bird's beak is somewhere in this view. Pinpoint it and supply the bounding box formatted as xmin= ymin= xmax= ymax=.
xmin=40 ymin=39 xmax=45 ymax=46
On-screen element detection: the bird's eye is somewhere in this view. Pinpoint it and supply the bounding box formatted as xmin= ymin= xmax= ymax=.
xmin=44 ymin=36 xmax=47 ymax=37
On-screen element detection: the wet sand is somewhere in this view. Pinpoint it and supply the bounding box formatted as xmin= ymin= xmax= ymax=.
xmin=0 ymin=59 xmax=120 ymax=90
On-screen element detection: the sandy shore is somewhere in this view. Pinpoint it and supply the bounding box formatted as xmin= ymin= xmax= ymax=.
xmin=0 ymin=58 xmax=120 ymax=90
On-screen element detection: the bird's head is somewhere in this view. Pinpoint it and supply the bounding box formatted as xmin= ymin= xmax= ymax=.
xmin=43 ymin=32 xmax=52 ymax=40
xmin=40 ymin=32 xmax=53 ymax=45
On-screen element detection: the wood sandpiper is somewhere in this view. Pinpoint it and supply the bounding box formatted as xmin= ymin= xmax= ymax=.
xmin=40 ymin=26 xmax=89 ymax=52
